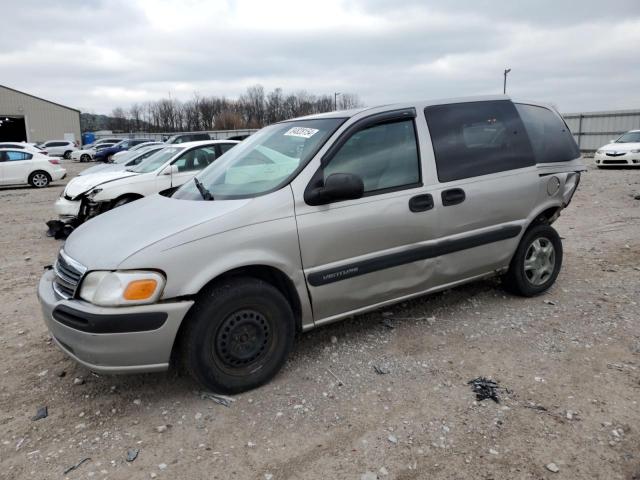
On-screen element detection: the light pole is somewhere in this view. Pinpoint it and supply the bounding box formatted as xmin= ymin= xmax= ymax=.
xmin=503 ymin=68 xmax=511 ymax=94
xmin=334 ymin=92 xmax=341 ymax=111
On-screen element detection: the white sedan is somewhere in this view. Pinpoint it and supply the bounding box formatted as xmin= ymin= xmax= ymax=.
xmin=0 ymin=142 xmax=48 ymax=155
xmin=70 ymin=142 xmax=117 ymax=163
xmin=0 ymin=148 xmax=66 ymax=188
xmin=594 ymin=130 xmax=640 ymax=168
xmin=55 ymin=140 xmax=238 ymax=221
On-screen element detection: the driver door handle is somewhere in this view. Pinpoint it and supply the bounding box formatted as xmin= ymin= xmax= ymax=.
xmin=409 ymin=194 xmax=434 ymax=212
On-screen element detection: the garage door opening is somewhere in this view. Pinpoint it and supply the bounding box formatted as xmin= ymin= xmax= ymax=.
xmin=0 ymin=116 xmax=27 ymax=142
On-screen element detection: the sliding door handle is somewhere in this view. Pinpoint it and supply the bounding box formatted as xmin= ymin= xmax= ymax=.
xmin=409 ymin=194 xmax=434 ymax=212
xmin=441 ymin=188 xmax=466 ymax=206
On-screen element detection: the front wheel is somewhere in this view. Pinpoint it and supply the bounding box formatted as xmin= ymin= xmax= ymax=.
xmin=80 ymin=154 xmax=91 ymax=162
xmin=63 ymin=150 xmax=72 ymax=159
xmin=181 ymin=277 xmax=295 ymax=394
xmin=503 ymin=223 xmax=563 ymax=296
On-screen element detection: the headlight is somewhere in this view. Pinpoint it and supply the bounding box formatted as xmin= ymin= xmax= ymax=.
xmin=79 ymin=270 xmax=165 ymax=306
xmin=631 ymin=149 xmax=640 ymax=154
xmin=85 ymin=188 xmax=103 ymax=200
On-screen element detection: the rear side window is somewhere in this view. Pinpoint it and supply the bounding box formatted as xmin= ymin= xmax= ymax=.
xmin=425 ymin=100 xmax=535 ymax=182
xmin=6 ymin=151 xmax=32 ymax=161
xmin=515 ymin=104 xmax=580 ymax=163
xmin=324 ymin=119 xmax=421 ymax=194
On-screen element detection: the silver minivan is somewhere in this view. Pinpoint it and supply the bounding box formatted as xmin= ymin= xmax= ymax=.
xmin=38 ymin=96 xmax=585 ymax=393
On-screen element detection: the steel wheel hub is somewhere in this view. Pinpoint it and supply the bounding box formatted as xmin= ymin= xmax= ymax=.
xmin=215 ymin=309 xmax=270 ymax=368
xmin=524 ymin=237 xmax=555 ymax=285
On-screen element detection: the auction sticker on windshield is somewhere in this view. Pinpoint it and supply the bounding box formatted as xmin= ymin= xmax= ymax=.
xmin=284 ymin=127 xmax=319 ymax=138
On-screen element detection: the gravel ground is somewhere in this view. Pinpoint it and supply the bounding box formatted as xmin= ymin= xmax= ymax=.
xmin=0 ymin=161 xmax=638 ymax=480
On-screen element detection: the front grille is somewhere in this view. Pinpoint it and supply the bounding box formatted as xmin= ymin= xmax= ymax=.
xmin=605 ymin=152 xmax=626 ymax=157
xmin=602 ymin=159 xmax=628 ymax=165
xmin=53 ymin=250 xmax=87 ymax=299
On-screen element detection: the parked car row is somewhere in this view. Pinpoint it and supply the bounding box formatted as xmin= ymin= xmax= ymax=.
xmin=39 ymin=96 xmax=585 ymax=394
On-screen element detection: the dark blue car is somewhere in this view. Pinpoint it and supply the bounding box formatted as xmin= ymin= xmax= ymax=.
xmin=94 ymin=138 xmax=154 ymax=162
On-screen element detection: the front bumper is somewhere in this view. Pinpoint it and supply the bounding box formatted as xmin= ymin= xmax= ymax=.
xmin=38 ymin=269 xmax=194 ymax=374
xmin=55 ymin=197 xmax=82 ymax=219
xmin=594 ymin=154 xmax=640 ymax=166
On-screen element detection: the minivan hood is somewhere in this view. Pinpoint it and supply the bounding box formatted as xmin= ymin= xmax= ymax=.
xmin=65 ymin=170 xmax=138 ymax=197
xmin=599 ymin=142 xmax=640 ymax=152
xmin=64 ymin=194 xmax=252 ymax=269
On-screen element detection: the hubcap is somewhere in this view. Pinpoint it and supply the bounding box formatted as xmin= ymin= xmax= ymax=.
xmin=524 ymin=237 xmax=555 ymax=286
xmin=215 ymin=309 xmax=270 ymax=368
xmin=33 ymin=174 xmax=48 ymax=187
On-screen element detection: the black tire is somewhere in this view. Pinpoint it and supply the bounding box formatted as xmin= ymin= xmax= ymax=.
xmin=28 ymin=171 xmax=51 ymax=188
xmin=181 ymin=277 xmax=295 ymax=394
xmin=112 ymin=196 xmax=138 ymax=208
xmin=80 ymin=154 xmax=91 ymax=162
xmin=63 ymin=150 xmax=72 ymax=159
xmin=503 ymin=223 xmax=563 ymax=296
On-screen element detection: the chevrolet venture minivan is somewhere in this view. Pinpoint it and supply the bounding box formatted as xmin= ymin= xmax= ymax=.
xmin=38 ymin=96 xmax=585 ymax=393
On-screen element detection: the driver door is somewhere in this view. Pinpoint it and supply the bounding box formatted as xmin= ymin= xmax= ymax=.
xmin=293 ymin=109 xmax=440 ymax=322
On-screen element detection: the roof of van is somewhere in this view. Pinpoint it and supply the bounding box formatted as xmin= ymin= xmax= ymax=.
xmin=288 ymin=95 xmax=554 ymax=122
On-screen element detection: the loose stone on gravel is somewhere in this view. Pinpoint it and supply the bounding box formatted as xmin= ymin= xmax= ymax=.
xmin=546 ymin=463 xmax=560 ymax=473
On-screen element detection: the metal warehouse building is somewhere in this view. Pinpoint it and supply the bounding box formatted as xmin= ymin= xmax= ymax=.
xmin=0 ymin=84 xmax=81 ymax=144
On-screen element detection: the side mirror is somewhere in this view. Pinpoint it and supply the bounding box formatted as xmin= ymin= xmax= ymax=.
xmin=163 ymin=164 xmax=179 ymax=176
xmin=306 ymin=172 xmax=364 ymax=205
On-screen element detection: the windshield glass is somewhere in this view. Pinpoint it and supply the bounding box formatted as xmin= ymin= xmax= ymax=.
xmin=127 ymin=146 xmax=184 ymax=173
xmin=615 ymin=131 xmax=640 ymax=143
xmin=172 ymin=118 xmax=343 ymax=200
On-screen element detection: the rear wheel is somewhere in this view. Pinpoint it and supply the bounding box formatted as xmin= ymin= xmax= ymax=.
xmin=181 ymin=277 xmax=295 ymax=394
xmin=503 ymin=223 xmax=563 ymax=296
xmin=29 ymin=171 xmax=51 ymax=188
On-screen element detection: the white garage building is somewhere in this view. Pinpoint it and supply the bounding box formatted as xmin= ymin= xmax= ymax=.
xmin=0 ymin=84 xmax=81 ymax=144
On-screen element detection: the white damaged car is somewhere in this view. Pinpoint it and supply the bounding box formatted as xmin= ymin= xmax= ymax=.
xmin=594 ymin=130 xmax=640 ymax=168
xmin=55 ymin=140 xmax=238 ymax=222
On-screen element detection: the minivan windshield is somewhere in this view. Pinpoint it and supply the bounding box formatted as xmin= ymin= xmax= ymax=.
xmin=127 ymin=146 xmax=184 ymax=173
xmin=172 ymin=118 xmax=344 ymax=200
xmin=614 ymin=131 xmax=640 ymax=143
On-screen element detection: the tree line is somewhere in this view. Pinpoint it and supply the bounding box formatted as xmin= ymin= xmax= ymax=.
xmin=81 ymin=85 xmax=363 ymax=133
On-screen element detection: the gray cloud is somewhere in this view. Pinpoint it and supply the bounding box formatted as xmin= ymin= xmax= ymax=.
xmin=1 ymin=0 xmax=639 ymax=114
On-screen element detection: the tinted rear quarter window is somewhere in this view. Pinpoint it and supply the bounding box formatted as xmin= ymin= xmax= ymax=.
xmin=515 ymin=104 xmax=580 ymax=163
xmin=425 ymin=100 xmax=535 ymax=182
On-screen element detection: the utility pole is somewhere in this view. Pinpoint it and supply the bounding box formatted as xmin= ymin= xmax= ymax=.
xmin=503 ymin=68 xmax=511 ymax=94
xmin=334 ymin=92 xmax=341 ymax=111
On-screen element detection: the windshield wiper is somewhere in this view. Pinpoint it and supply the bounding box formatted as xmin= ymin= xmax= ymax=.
xmin=193 ymin=177 xmax=214 ymax=200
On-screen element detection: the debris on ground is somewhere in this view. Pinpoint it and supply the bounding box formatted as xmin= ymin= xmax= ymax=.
xmin=200 ymin=392 xmax=235 ymax=408
xmin=544 ymin=299 xmax=557 ymax=306
xmin=126 ymin=448 xmax=139 ymax=462
xmin=387 ymin=434 xmax=398 ymax=444
xmin=468 ymin=377 xmax=501 ymax=403
xmin=524 ymin=402 xmax=548 ymax=412
xmin=73 ymin=377 xmax=85 ymax=385
xmin=373 ymin=365 xmax=390 ymax=375
xmin=31 ymin=406 xmax=48 ymax=421
xmin=546 ymin=462 xmax=560 ymax=473
xmin=63 ymin=457 xmax=91 ymax=475
xmin=327 ymin=368 xmax=345 ymax=386
xmin=155 ymin=425 xmax=169 ymax=433
xmin=45 ymin=219 xmax=79 ymax=240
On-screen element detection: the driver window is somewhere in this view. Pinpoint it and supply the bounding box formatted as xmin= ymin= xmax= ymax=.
xmin=323 ymin=119 xmax=421 ymax=194
xmin=173 ymin=147 xmax=217 ymax=172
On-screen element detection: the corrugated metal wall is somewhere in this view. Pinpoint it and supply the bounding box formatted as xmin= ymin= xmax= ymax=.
xmin=0 ymin=85 xmax=81 ymax=143
xmin=563 ymin=109 xmax=640 ymax=152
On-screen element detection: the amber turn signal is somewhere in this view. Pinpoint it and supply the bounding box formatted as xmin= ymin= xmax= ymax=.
xmin=123 ymin=279 xmax=158 ymax=300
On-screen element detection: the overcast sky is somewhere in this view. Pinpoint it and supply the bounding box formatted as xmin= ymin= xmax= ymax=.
xmin=2 ymin=0 xmax=639 ymax=115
